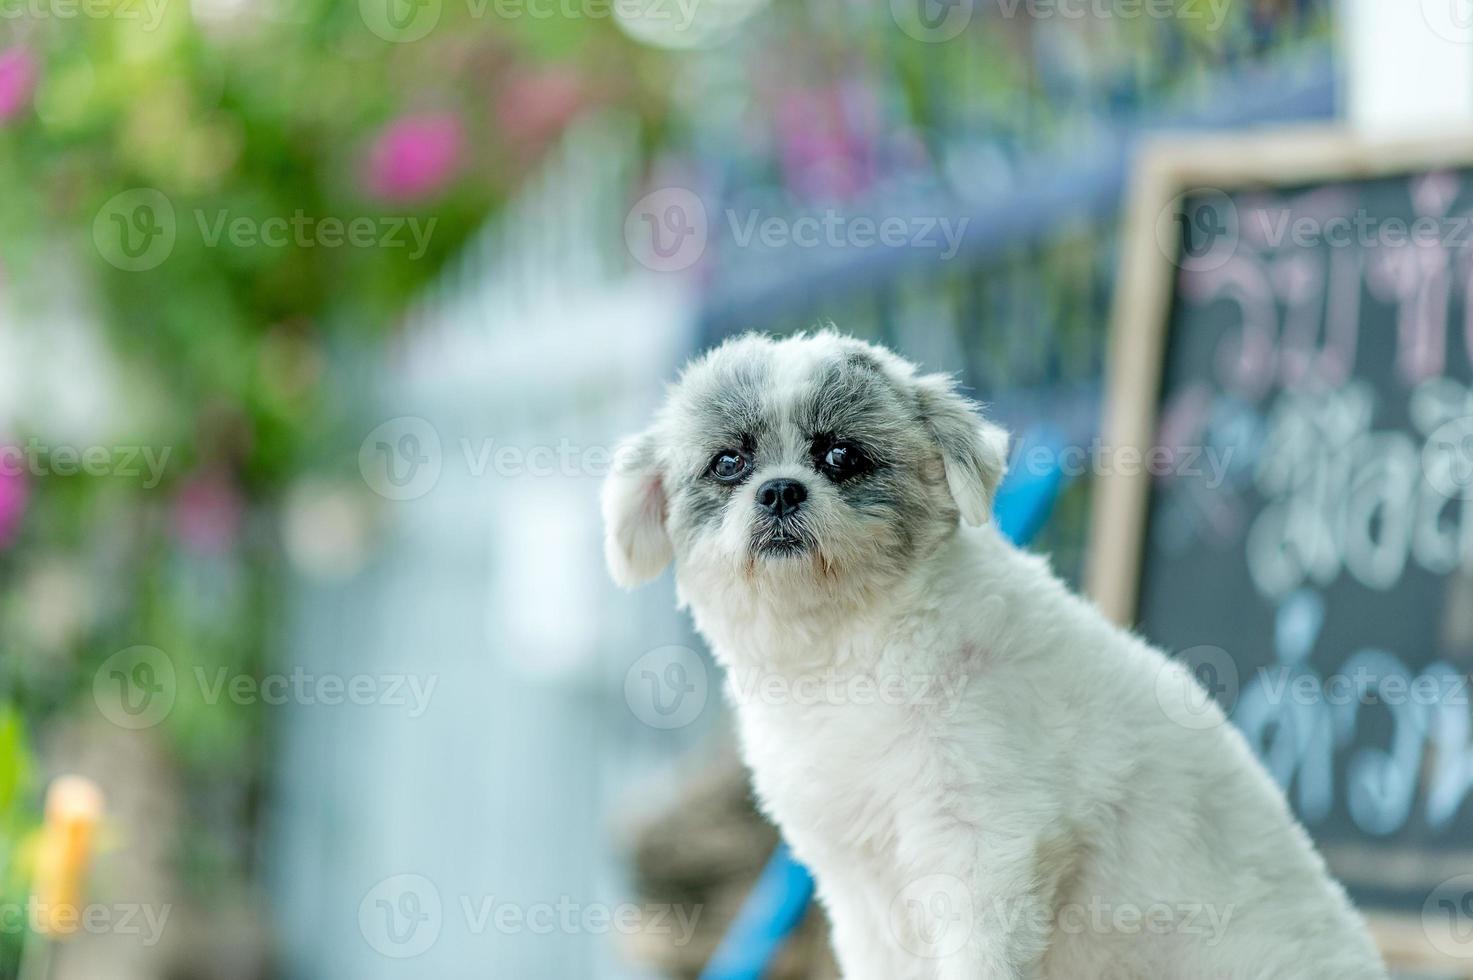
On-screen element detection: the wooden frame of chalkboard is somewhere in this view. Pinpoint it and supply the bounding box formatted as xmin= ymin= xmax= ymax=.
xmin=1088 ymin=126 xmax=1473 ymax=975
xmin=1091 ymin=125 xmax=1473 ymax=622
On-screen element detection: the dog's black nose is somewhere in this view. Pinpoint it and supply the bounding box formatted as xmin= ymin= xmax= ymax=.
xmin=756 ymin=478 xmax=807 ymax=517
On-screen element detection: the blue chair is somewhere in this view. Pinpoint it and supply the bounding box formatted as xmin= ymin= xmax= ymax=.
xmin=699 ymin=432 xmax=1069 ymax=980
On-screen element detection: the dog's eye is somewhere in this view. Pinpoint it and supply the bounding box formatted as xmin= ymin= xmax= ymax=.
xmin=708 ymin=451 xmax=749 ymax=483
xmin=816 ymin=441 xmax=871 ymax=481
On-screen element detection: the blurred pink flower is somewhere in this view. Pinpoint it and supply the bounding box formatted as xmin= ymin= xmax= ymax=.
xmin=0 ymin=48 xmax=37 ymax=125
xmin=362 ymin=113 xmax=464 ymax=202
xmin=0 ymin=460 xmax=27 ymax=548
xmin=774 ymin=82 xmax=879 ymax=202
xmin=171 ymin=471 xmax=243 ymax=555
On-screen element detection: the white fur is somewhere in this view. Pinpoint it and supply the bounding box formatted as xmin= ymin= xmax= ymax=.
xmin=602 ymin=435 xmax=673 ymax=587
xmin=605 ymin=333 xmax=1387 ymax=980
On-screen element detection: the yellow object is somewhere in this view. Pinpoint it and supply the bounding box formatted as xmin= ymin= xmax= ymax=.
xmin=30 ymin=776 xmax=104 ymax=937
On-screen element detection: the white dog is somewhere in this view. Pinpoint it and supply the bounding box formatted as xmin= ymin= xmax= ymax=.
xmin=602 ymin=331 xmax=1387 ymax=980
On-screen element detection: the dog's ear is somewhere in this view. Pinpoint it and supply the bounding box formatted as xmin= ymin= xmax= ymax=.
xmin=602 ymin=431 xmax=673 ymax=587
xmin=916 ymin=374 xmax=1009 ymax=527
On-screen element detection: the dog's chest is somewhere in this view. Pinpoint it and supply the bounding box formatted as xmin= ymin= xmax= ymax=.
xmin=733 ymin=689 xmax=926 ymax=857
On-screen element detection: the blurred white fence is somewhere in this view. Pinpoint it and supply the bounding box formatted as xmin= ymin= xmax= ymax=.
xmin=271 ymin=114 xmax=711 ymax=980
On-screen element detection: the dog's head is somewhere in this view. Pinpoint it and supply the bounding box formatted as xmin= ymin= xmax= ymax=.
xmin=601 ymin=331 xmax=1008 ymax=606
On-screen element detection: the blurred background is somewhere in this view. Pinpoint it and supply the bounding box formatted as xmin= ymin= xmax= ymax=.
xmin=0 ymin=0 xmax=1469 ymax=978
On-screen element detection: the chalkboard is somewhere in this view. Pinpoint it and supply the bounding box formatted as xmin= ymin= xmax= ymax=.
xmin=1090 ymin=129 xmax=1473 ymax=973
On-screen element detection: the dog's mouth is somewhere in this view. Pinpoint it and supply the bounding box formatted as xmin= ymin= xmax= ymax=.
xmin=752 ymin=521 xmax=813 ymax=558
xmin=759 ymin=532 xmax=807 ymax=556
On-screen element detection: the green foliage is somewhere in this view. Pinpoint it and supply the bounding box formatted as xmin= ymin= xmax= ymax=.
xmin=0 ymin=706 xmax=36 ymax=975
xmin=0 ymin=0 xmax=656 ymax=486
xmin=0 ymin=0 xmax=663 ymax=942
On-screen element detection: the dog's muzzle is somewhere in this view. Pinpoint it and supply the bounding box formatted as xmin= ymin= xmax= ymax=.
xmin=750 ymin=479 xmax=813 ymax=556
